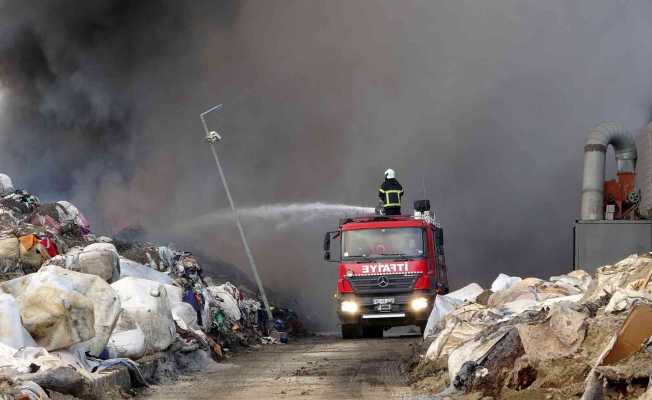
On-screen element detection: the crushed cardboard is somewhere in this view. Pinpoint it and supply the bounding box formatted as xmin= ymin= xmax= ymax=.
xmin=415 ymin=254 xmax=652 ymax=400
xmin=601 ymin=304 xmax=652 ymax=365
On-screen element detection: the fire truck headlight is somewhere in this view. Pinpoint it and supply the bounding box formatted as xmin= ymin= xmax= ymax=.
xmin=411 ymin=297 xmax=429 ymax=312
xmin=341 ymin=300 xmax=359 ymax=314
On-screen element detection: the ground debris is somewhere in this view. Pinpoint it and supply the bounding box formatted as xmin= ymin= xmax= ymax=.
xmin=412 ymin=253 xmax=652 ymax=400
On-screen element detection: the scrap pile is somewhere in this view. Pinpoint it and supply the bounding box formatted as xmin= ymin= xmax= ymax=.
xmin=0 ymin=174 xmax=277 ymax=399
xmin=414 ymin=254 xmax=652 ymax=400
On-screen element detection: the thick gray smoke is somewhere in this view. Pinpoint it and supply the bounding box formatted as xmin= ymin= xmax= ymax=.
xmin=2 ymin=0 xmax=652 ymax=330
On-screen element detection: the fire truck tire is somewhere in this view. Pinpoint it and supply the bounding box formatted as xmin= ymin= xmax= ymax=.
xmin=341 ymin=324 xmax=362 ymax=339
xmin=362 ymin=326 xmax=384 ymax=338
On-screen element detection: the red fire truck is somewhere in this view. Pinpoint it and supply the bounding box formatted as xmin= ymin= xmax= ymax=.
xmin=324 ymin=200 xmax=449 ymax=338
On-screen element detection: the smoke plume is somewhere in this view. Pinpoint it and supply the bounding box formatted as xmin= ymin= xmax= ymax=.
xmin=2 ymin=0 xmax=652 ymax=330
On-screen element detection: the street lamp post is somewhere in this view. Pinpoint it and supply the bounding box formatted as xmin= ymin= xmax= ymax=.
xmin=200 ymin=104 xmax=274 ymax=323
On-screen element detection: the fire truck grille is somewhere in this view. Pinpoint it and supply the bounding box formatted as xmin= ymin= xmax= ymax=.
xmin=347 ymin=273 xmax=421 ymax=294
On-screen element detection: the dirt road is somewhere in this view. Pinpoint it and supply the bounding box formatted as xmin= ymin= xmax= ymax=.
xmin=138 ymin=334 xmax=423 ymax=400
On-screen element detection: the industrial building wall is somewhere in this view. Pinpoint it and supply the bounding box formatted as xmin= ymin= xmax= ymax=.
xmin=574 ymin=220 xmax=652 ymax=272
xmin=637 ymin=127 xmax=652 ymax=214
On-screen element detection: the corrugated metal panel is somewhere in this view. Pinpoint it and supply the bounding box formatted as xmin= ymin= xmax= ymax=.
xmin=637 ymin=127 xmax=652 ymax=212
xmin=573 ymin=220 xmax=652 ymax=272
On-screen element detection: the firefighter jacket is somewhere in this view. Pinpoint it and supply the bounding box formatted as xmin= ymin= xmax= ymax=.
xmin=379 ymin=178 xmax=404 ymax=207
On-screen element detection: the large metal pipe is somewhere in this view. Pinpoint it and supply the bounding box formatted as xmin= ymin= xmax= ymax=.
xmin=581 ymin=122 xmax=637 ymax=220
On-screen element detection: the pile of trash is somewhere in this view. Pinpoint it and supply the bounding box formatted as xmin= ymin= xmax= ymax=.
xmin=414 ymin=255 xmax=652 ymax=399
xmin=0 ymin=173 xmax=286 ymax=399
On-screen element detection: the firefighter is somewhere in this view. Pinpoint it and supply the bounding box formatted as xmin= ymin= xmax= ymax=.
xmin=379 ymin=169 xmax=403 ymax=215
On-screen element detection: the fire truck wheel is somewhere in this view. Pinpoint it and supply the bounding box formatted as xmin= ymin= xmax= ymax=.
xmin=341 ymin=324 xmax=362 ymax=339
xmin=362 ymin=326 xmax=384 ymax=338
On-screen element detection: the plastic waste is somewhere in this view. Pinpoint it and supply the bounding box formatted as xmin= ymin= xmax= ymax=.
xmin=488 ymin=277 xmax=573 ymax=308
xmin=56 ymin=200 xmax=90 ymax=232
xmin=79 ymin=243 xmax=120 ymax=282
xmin=164 ymin=283 xmax=183 ymax=304
xmin=0 ymin=293 xmax=37 ymax=349
xmin=426 ymin=303 xmax=504 ymax=362
xmin=604 ymin=288 xmax=652 ymax=314
xmin=516 ymin=302 xmax=588 ymax=361
xmin=105 ymin=328 xmax=146 ymax=360
xmin=1 ymin=190 xmax=40 ymax=214
xmin=158 ymin=246 xmax=177 ymax=271
xmin=89 ymin=357 xmax=148 ymax=387
xmin=1 ymin=265 xmax=121 ymax=356
xmin=0 ymin=345 xmax=67 ymax=377
xmin=451 ymin=328 xmax=524 ymax=393
xmin=111 ymin=277 xmax=176 ymax=355
xmin=423 ymin=283 xmax=484 ymax=338
xmin=212 ymin=310 xmax=226 ymax=330
xmin=0 ymin=208 xmax=19 ymax=231
xmin=119 ymin=257 xmax=172 ymax=284
xmin=45 ymin=243 xmax=120 ymax=283
xmin=550 ymin=270 xmax=592 ymax=293
xmin=15 ymin=380 xmax=50 ymax=400
xmin=0 ymin=236 xmax=20 ymax=259
xmin=0 ymin=235 xmax=52 ymax=267
xmin=20 ymin=283 xmax=95 ymax=351
xmin=208 ymin=283 xmax=242 ymax=322
xmin=448 ymin=328 xmax=511 ymax=383
xmin=0 ymin=173 xmax=14 ymax=196
xmin=500 ymin=294 xmax=584 ymax=316
xmin=279 ymin=331 xmax=289 ymax=344
xmin=490 ymin=273 xmax=522 ymax=292
xmin=171 ymin=302 xmax=200 ymax=331
xmin=582 ymin=254 xmax=652 ymax=303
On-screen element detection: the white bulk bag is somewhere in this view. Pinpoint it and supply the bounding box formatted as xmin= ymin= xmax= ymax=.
xmin=1 ymin=266 xmax=121 ymax=356
xmin=0 ymin=293 xmax=37 ymax=349
xmin=106 ymin=328 xmax=146 ymax=360
xmin=119 ymin=257 xmax=172 ymax=284
xmin=111 ymin=277 xmax=176 ymax=355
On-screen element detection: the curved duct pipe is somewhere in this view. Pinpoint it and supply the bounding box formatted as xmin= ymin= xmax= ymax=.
xmin=581 ymin=122 xmax=638 ymax=220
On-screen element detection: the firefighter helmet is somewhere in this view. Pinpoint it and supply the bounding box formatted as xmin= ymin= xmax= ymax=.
xmin=384 ymin=169 xmax=396 ymax=179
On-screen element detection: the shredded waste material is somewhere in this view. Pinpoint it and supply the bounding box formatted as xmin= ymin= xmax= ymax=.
xmin=0 ymin=174 xmax=301 ymax=399
xmin=413 ymin=255 xmax=652 ymax=399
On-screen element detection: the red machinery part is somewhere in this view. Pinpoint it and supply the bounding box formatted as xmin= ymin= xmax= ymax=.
xmin=604 ymin=171 xmax=637 ymax=219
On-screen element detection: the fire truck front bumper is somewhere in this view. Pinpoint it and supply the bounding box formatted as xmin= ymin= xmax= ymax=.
xmin=336 ymin=292 xmax=434 ymax=326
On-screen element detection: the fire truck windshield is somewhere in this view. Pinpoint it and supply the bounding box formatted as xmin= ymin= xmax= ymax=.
xmin=341 ymin=228 xmax=425 ymax=259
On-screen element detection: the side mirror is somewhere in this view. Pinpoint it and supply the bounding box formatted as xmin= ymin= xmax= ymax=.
xmin=323 ymin=232 xmax=331 ymax=252
xmin=323 ymin=231 xmax=339 ymax=262
xmin=323 ymin=232 xmax=332 ymax=260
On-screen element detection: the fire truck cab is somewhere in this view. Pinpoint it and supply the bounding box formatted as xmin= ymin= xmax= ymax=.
xmin=324 ymin=201 xmax=449 ymax=339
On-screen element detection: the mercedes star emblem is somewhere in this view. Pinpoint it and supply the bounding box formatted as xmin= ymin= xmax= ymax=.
xmin=377 ymin=276 xmax=389 ymax=288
